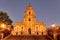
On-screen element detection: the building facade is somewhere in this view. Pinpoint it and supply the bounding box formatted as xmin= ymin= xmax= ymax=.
xmin=11 ymin=5 xmax=47 ymax=35
xmin=0 ymin=5 xmax=60 ymax=40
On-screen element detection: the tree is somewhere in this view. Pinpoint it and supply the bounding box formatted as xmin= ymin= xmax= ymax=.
xmin=0 ymin=11 xmax=12 ymax=25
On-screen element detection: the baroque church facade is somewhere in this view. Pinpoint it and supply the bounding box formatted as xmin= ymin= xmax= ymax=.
xmin=0 ymin=5 xmax=60 ymax=40
xmin=11 ymin=5 xmax=47 ymax=35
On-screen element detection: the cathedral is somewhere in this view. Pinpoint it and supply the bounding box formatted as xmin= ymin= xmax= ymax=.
xmin=0 ymin=5 xmax=60 ymax=40
xmin=11 ymin=5 xmax=47 ymax=35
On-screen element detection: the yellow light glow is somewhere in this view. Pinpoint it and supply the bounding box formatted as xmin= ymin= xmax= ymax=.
xmin=51 ymin=24 xmax=56 ymax=27
xmin=1 ymin=23 xmax=6 ymax=28
xmin=40 ymin=25 xmax=43 ymax=27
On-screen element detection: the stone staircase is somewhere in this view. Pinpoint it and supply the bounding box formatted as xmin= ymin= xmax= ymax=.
xmin=3 ymin=35 xmax=53 ymax=40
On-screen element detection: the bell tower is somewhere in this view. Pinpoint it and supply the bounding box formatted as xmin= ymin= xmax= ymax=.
xmin=23 ymin=5 xmax=37 ymax=23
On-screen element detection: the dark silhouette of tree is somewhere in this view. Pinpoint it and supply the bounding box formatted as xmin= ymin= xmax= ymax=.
xmin=0 ymin=11 xmax=12 ymax=25
xmin=0 ymin=11 xmax=13 ymax=38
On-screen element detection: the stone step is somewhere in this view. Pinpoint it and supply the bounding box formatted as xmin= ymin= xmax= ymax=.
xmin=3 ymin=35 xmax=53 ymax=40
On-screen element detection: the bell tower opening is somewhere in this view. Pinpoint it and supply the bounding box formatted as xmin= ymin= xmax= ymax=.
xmin=29 ymin=11 xmax=31 ymax=15
xmin=28 ymin=18 xmax=31 ymax=21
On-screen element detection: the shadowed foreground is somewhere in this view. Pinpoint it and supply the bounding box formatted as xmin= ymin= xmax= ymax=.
xmin=3 ymin=35 xmax=53 ymax=40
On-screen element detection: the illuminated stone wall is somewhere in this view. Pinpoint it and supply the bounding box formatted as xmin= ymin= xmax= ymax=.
xmin=11 ymin=5 xmax=47 ymax=35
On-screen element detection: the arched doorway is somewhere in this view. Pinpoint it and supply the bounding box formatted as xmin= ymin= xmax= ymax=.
xmin=37 ymin=32 xmax=39 ymax=35
xmin=57 ymin=35 xmax=60 ymax=40
xmin=28 ymin=28 xmax=31 ymax=35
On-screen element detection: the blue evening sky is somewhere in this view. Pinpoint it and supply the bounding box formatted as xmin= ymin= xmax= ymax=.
xmin=0 ymin=0 xmax=60 ymax=27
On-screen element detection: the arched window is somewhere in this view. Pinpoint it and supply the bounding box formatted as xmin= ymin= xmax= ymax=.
xmin=22 ymin=27 xmax=23 ymax=29
xmin=21 ymin=26 xmax=24 ymax=35
xmin=36 ymin=27 xmax=38 ymax=29
xmin=29 ymin=12 xmax=31 ymax=15
xmin=28 ymin=18 xmax=31 ymax=21
xmin=36 ymin=26 xmax=39 ymax=35
xmin=35 ymin=25 xmax=39 ymax=31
